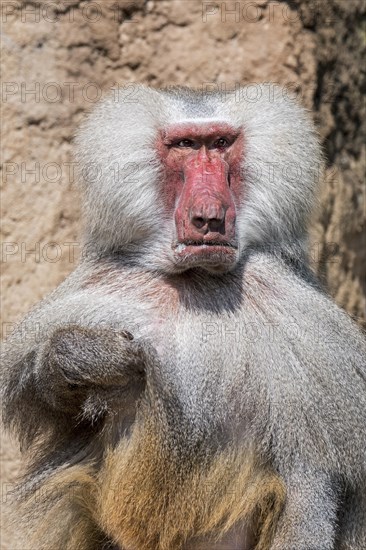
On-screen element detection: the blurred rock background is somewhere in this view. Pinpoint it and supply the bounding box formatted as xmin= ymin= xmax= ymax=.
xmin=1 ymin=1 xmax=365 ymax=547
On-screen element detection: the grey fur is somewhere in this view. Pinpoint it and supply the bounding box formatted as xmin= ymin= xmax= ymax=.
xmin=2 ymin=85 xmax=366 ymax=549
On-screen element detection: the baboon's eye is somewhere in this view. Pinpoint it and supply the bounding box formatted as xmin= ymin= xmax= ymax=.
xmin=176 ymin=139 xmax=195 ymax=148
xmin=213 ymin=137 xmax=229 ymax=149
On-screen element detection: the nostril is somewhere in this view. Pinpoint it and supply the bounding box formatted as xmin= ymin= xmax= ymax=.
xmin=190 ymin=202 xmax=227 ymax=230
xmin=191 ymin=216 xmax=206 ymax=229
xmin=208 ymin=218 xmax=224 ymax=231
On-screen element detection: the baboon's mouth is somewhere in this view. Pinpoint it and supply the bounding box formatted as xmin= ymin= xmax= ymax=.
xmin=173 ymin=241 xmax=238 ymax=271
xmin=175 ymin=240 xmax=237 ymax=251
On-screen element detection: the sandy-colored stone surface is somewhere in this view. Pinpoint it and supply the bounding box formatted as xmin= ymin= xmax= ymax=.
xmin=1 ymin=1 xmax=365 ymax=548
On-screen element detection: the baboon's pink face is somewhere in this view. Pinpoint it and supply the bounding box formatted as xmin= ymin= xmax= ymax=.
xmin=157 ymin=123 xmax=244 ymax=272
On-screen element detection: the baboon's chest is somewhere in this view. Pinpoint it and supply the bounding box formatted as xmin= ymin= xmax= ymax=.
xmin=95 ymin=269 xmax=262 ymax=429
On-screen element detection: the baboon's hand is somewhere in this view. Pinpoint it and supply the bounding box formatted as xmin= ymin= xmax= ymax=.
xmin=35 ymin=325 xmax=146 ymax=415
